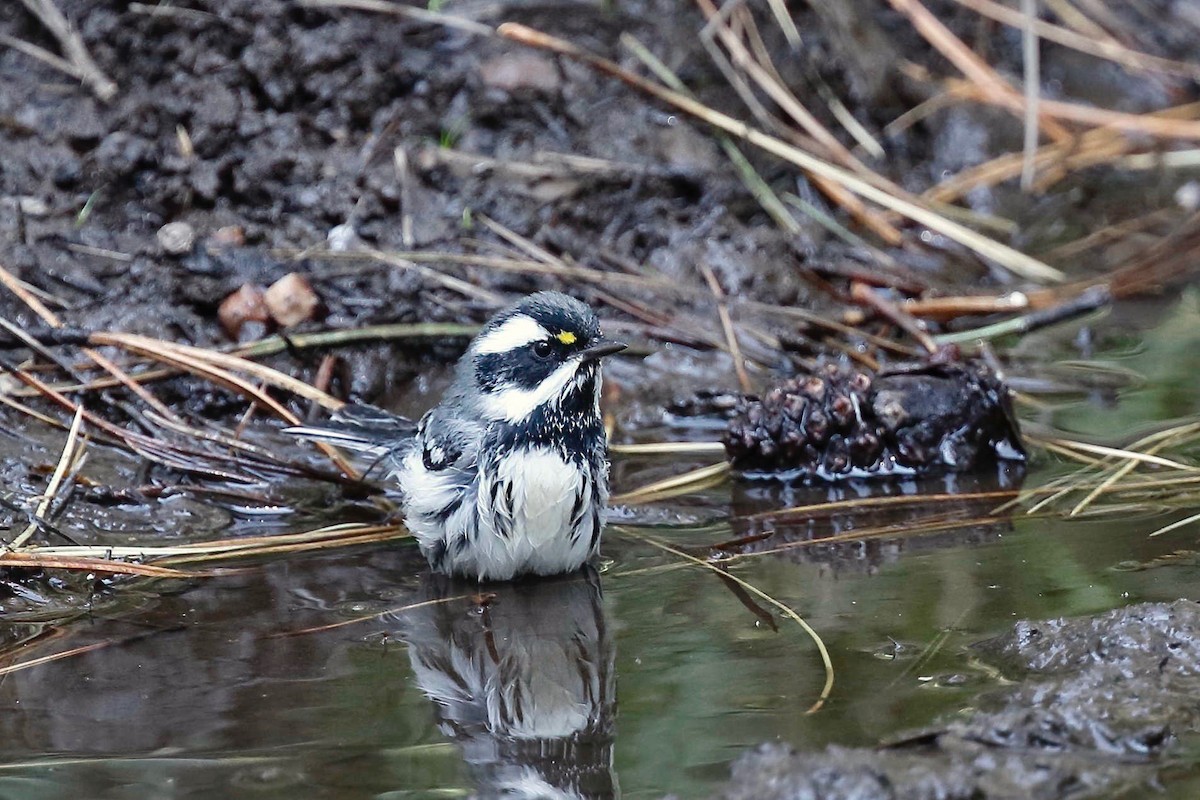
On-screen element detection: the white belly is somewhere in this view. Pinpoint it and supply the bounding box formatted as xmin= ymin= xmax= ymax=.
xmin=401 ymin=445 xmax=598 ymax=580
xmin=474 ymin=447 xmax=594 ymax=578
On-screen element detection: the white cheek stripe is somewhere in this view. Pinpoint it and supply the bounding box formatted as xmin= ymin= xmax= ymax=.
xmin=480 ymin=358 xmax=582 ymax=423
xmin=474 ymin=314 xmax=551 ymax=355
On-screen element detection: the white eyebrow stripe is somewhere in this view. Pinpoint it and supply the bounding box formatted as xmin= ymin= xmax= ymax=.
xmin=474 ymin=314 xmax=551 ymax=355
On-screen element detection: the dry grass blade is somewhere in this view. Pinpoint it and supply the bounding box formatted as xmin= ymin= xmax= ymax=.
xmin=25 ymin=523 xmax=407 ymax=564
xmin=498 ymin=23 xmax=1065 ymax=283
xmin=729 ymin=512 xmax=1022 ymax=562
xmin=1 ymin=350 xmax=350 ymax=485
xmin=365 ymin=247 xmax=504 ymax=305
xmin=950 ymin=0 xmax=1200 ymax=79
xmin=610 ymin=442 xmax=727 ymax=456
xmin=8 ymin=406 xmax=85 ymax=550
xmin=1008 ymin=420 xmax=1200 ymax=517
xmin=164 ymin=526 xmax=406 ymax=564
xmin=297 ymin=0 xmax=494 ymax=36
xmin=620 ymin=33 xmax=803 ymax=236
xmin=743 ymin=489 xmax=1020 ymax=523
xmin=936 ymin=73 xmax=1200 ymax=140
xmin=0 ymin=553 xmax=192 ymax=577
xmin=924 ymin=101 xmax=1200 ymax=203
xmin=611 ymin=462 xmax=731 ymax=505
xmin=11 ymin=322 xmax=480 ymax=398
xmin=0 ymin=639 xmax=112 ymax=679
xmin=888 ymin=0 xmax=1073 ymax=143
xmin=0 ymin=262 xmax=178 ymax=420
xmin=91 ymin=333 xmax=345 ymax=411
xmin=88 ymin=332 xmax=359 ymax=480
xmin=691 ymin=0 xmax=904 ymax=243
xmin=1032 ymin=436 xmax=1200 ymax=472
xmin=1067 ymin=423 xmax=1200 ymax=516
xmin=1020 ymin=0 xmax=1040 ymax=191
xmin=1147 ymin=511 xmax=1200 ymax=538
xmin=0 ymin=33 xmax=80 ymax=83
xmin=614 ymin=525 xmax=834 ymax=714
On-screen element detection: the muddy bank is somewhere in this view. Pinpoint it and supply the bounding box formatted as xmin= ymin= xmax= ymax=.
xmin=4 ymin=0 xmax=1198 ymax=377
xmin=708 ymin=600 xmax=1200 ymax=800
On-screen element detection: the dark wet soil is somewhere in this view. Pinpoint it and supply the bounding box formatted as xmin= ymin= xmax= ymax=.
xmin=3 ymin=0 xmax=1197 ymax=373
xmin=0 ymin=0 xmax=804 ymax=351
xmin=709 ymin=600 xmax=1200 ymax=800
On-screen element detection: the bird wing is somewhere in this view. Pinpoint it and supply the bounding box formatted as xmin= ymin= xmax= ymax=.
xmin=417 ymin=406 xmax=482 ymax=472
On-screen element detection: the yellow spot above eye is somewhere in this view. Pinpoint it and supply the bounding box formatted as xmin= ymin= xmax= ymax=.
xmin=556 ymin=331 xmax=576 ymax=345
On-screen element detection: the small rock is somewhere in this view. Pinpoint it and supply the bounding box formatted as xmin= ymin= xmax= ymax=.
xmin=479 ymin=52 xmax=561 ymax=93
xmin=1176 ymin=181 xmax=1200 ymax=212
xmin=264 ymin=273 xmax=319 ymax=328
xmin=17 ymin=196 xmax=49 ymax=217
xmin=218 ymin=283 xmax=269 ymax=339
xmin=157 ymin=221 xmax=196 ymax=255
xmin=208 ymin=226 xmax=245 ymax=249
xmin=326 ymin=222 xmax=359 ymax=252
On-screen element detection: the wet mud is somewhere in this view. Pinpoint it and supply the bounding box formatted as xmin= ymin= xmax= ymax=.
xmin=709 ymin=601 xmax=1200 ymax=800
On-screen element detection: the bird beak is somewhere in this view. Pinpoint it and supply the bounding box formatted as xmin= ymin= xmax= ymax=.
xmin=578 ymin=340 xmax=627 ymax=362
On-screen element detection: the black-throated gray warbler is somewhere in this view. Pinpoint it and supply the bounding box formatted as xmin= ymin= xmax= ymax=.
xmin=289 ymin=292 xmax=625 ymax=581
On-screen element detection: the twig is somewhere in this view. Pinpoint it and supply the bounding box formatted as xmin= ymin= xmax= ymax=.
xmin=9 ymin=406 xmax=86 ymax=549
xmin=1020 ymin=0 xmax=1041 ymax=191
xmin=933 ymin=285 xmax=1111 ymax=344
xmin=899 ymin=291 xmax=1030 ymax=322
xmin=16 ymin=0 xmax=117 ymax=101
xmin=698 ymin=262 xmax=753 ymax=392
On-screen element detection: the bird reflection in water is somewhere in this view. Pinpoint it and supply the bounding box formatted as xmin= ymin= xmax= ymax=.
xmin=401 ymin=568 xmax=617 ymax=799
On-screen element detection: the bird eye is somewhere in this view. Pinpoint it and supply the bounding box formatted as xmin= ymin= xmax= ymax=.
xmin=532 ymin=340 xmax=554 ymax=359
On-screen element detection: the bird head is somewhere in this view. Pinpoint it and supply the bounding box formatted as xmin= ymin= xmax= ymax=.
xmin=460 ymin=292 xmax=625 ymax=425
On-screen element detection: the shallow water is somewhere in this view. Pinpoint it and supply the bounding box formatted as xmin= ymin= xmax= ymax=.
xmin=4 ymin=295 xmax=1200 ymax=798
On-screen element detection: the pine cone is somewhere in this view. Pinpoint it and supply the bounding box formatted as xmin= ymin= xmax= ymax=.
xmin=723 ymin=360 xmax=1024 ymax=480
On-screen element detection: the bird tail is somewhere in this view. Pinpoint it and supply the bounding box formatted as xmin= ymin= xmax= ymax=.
xmin=284 ymin=403 xmax=418 ymax=457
